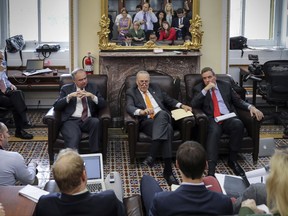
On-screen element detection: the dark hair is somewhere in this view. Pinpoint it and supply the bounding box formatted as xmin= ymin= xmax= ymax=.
xmin=156 ymin=10 xmax=167 ymax=20
xmin=176 ymin=8 xmax=184 ymax=14
xmin=201 ymin=67 xmax=215 ymax=75
xmin=176 ymin=141 xmax=206 ymax=179
xmin=125 ymin=33 xmax=133 ymax=38
xmin=136 ymin=4 xmax=142 ymax=10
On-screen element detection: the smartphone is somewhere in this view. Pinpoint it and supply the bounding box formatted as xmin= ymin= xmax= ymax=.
xmin=109 ymin=172 xmax=115 ymax=183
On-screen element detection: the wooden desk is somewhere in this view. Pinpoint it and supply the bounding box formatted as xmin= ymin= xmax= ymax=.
xmin=0 ymin=186 xmax=36 ymax=216
xmin=7 ymin=69 xmax=69 ymax=91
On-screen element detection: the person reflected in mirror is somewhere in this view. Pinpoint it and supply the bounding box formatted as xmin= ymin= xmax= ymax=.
xmin=114 ymin=7 xmax=132 ymax=27
xmin=147 ymin=32 xmax=160 ymax=46
xmin=0 ymin=51 xmax=33 ymax=139
xmin=132 ymin=4 xmax=142 ymax=22
xmin=172 ymin=8 xmax=190 ymax=40
xmin=183 ymin=0 xmax=192 ymax=20
xmin=117 ymin=8 xmax=132 ymax=41
xmin=153 ymin=10 xmax=166 ymax=39
xmin=126 ymin=71 xmax=192 ymax=186
xmin=134 ymin=2 xmax=158 ymax=41
xmin=158 ymin=21 xmax=176 ymax=42
xmin=190 ymin=67 xmax=264 ymax=177
xmin=0 ymin=122 xmax=38 ymax=186
xmin=165 ymin=3 xmax=176 ymax=27
xmin=184 ymin=35 xmax=192 ymax=43
xmin=129 ymin=21 xmax=145 ymax=44
xmin=108 ymin=14 xmax=114 ymax=40
xmin=120 ymin=33 xmax=135 ymax=46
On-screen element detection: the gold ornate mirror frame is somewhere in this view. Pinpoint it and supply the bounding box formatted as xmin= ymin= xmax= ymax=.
xmin=98 ymin=0 xmax=203 ymax=51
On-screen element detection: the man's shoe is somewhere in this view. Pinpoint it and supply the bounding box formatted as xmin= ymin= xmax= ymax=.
xmin=142 ymin=156 xmax=154 ymax=168
xmin=23 ymin=121 xmax=34 ymax=129
xmin=228 ymin=160 xmax=245 ymax=176
xmin=15 ymin=130 xmax=33 ymax=139
xmin=163 ymin=172 xmax=179 ymax=186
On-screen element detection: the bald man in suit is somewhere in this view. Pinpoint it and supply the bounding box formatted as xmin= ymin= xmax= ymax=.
xmin=126 ymin=71 xmax=192 ymax=186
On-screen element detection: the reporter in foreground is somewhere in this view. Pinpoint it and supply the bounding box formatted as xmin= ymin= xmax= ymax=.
xmin=239 ymin=149 xmax=288 ymax=215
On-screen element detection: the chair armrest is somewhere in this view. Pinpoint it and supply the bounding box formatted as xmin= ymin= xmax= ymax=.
xmin=123 ymin=194 xmax=144 ymax=216
xmin=174 ymin=115 xmax=195 ymax=141
xmin=42 ymin=107 xmax=61 ymax=143
xmin=236 ymin=108 xmax=260 ymax=137
xmin=98 ymin=105 xmax=111 ymax=121
xmin=191 ymin=108 xmax=208 ymax=145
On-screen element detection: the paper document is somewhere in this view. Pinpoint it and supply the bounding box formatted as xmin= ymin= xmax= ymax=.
xmin=215 ymin=112 xmax=236 ymax=122
xmin=23 ymin=68 xmax=53 ymax=76
xmin=19 ymin=184 xmax=49 ymax=203
xmin=171 ymin=108 xmax=193 ymax=121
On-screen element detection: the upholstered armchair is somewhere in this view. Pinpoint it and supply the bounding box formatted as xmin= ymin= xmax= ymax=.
xmin=184 ymin=74 xmax=260 ymax=162
xmin=123 ymin=73 xmax=195 ymax=165
xmin=43 ymin=74 xmax=111 ymax=164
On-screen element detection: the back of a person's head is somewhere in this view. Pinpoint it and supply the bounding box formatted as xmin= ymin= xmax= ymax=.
xmin=176 ymin=141 xmax=206 ymax=179
xmin=52 ymin=148 xmax=84 ymax=193
xmin=266 ymin=149 xmax=288 ymax=215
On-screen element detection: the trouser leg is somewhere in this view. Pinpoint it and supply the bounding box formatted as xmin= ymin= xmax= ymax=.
xmin=60 ymin=119 xmax=82 ymax=150
xmin=140 ymin=175 xmax=163 ymax=216
xmin=82 ymin=117 xmax=100 ymax=152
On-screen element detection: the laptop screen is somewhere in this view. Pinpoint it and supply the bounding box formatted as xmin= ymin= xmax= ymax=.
xmin=81 ymin=154 xmax=102 ymax=180
xmin=26 ymin=59 xmax=44 ymax=71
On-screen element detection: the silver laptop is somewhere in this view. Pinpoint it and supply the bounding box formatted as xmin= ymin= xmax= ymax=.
xmin=259 ymin=137 xmax=275 ymax=157
xmin=80 ymin=153 xmax=106 ymax=193
xmin=25 ymin=59 xmax=44 ymax=72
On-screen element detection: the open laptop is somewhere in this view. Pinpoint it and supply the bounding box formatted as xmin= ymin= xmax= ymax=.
xmin=259 ymin=137 xmax=275 ymax=157
xmin=23 ymin=59 xmax=52 ymax=76
xmin=80 ymin=153 xmax=106 ymax=193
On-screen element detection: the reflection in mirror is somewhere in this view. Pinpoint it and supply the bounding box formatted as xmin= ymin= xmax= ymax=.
xmin=98 ymin=0 xmax=203 ymax=51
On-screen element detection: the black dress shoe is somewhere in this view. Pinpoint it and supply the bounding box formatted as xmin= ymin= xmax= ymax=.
xmin=23 ymin=121 xmax=34 ymax=129
xmin=163 ymin=172 xmax=179 ymax=186
xmin=15 ymin=130 xmax=34 ymax=139
xmin=142 ymin=156 xmax=154 ymax=168
xmin=228 ymin=160 xmax=245 ymax=176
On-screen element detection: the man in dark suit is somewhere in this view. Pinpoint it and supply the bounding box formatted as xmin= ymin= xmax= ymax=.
xmin=126 ymin=71 xmax=192 ymax=186
xmin=0 ymin=51 xmax=33 ymax=139
xmin=141 ymin=141 xmax=233 ymax=215
xmin=53 ymin=68 xmax=106 ymax=152
xmin=191 ymin=67 xmax=264 ymax=177
xmin=171 ymin=8 xmax=190 ymax=40
xmin=34 ymin=148 xmax=125 ymax=216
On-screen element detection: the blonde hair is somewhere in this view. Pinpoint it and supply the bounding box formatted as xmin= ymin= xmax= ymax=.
xmin=52 ymin=148 xmax=85 ymax=194
xmin=165 ymin=3 xmax=174 ymax=14
xmin=266 ymin=149 xmax=288 ymax=215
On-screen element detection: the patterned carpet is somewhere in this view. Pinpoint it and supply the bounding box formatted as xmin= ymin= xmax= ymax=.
xmin=5 ymin=109 xmax=288 ymax=197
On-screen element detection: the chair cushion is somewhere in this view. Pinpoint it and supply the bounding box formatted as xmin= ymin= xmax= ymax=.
xmin=123 ymin=194 xmax=144 ymax=216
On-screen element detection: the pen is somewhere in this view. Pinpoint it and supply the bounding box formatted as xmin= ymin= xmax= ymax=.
xmin=206 ymin=184 xmax=212 ymax=188
xmin=261 ymin=176 xmax=263 ymax=183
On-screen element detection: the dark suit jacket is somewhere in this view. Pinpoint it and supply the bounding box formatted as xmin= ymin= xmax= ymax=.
xmin=34 ymin=190 xmax=125 ymax=216
xmin=171 ymin=17 xmax=190 ymax=39
xmin=191 ymin=80 xmax=250 ymax=118
xmin=150 ymin=184 xmax=233 ymax=215
xmin=126 ymin=83 xmax=179 ymax=120
xmin=53 ymin=82 xmax=106 ymax=122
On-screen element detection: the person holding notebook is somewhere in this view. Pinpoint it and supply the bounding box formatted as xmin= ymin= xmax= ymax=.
xmin=34 ymin=148 xmax=125 ymax=216
xmin=0 ymin=51 xmax=33 ymax=139
xmin=190 ymin=67 xmax=264 ymax=177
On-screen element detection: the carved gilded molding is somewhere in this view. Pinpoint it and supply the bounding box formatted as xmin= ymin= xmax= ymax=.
xmin=98 ymin=0 xmax=203 ymax=51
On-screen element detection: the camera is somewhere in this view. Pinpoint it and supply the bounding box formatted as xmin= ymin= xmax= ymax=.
xmin=248 ymin=54 xmax=263 ymax=75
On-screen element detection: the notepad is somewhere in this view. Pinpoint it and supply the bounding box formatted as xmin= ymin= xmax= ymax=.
xmin=171 ymin=108 xmax=193 ymax=121
xmin=19 ymin=184 xmax=49 ymax=203
xmin=214 ymin=112 xmax=236 ymax=122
